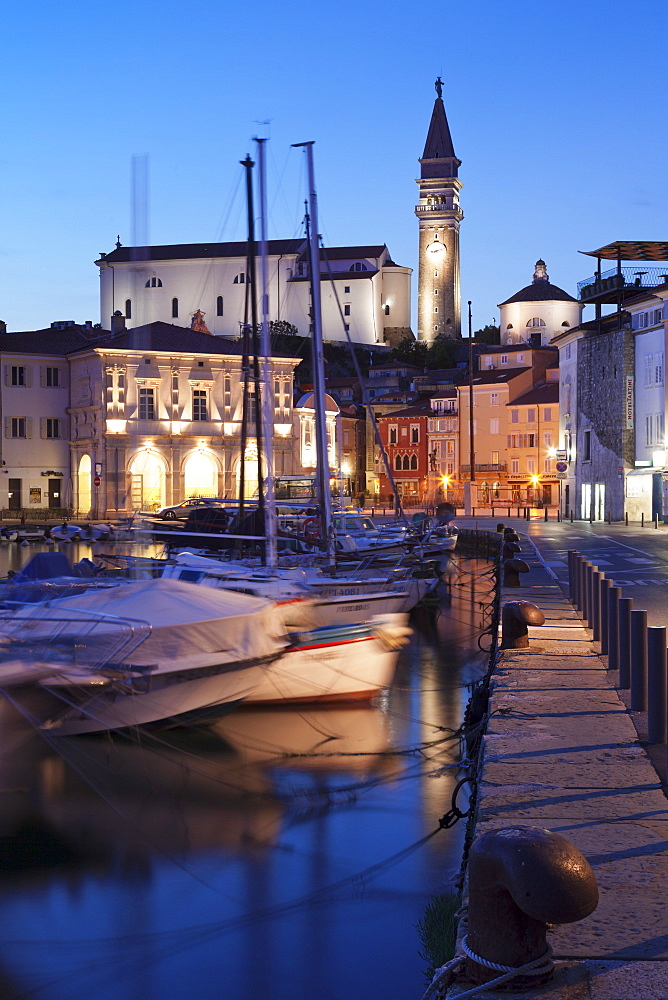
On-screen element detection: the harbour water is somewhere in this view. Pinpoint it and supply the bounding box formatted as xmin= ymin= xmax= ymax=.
xmin=0 ymin=542 xmax=495 ymax=1000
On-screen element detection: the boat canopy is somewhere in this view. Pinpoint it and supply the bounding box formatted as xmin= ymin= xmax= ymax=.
xmin=42 ymin=578 xmax=288 ymax=668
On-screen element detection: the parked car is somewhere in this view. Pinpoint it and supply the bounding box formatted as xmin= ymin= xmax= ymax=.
xmin=154 ymin=498 xmax=226 ymax=520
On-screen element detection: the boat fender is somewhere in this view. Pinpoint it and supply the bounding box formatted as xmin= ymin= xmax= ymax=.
xmin=371 ymin=621 xmax=412 ymax=650
xmin=303 ymin=517 xmax=322 ymax=540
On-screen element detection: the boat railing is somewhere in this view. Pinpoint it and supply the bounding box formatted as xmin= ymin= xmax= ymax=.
xmin=0 ymin=605 xmax=153 ymax=674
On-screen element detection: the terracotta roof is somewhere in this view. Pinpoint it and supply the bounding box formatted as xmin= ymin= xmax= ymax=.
xmin=509 ymin=383 xmax=559 ymax=406
xmin=378 ymin=402 xmax=431 ymax=418
xmin=467 ymin=368 xmax=532 ymax=385
xmin=0 ymin=326 xmax=106 ymax=355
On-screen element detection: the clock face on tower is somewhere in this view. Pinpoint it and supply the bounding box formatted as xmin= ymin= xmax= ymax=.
xmin=426 ymin=240 xmax=445 ymax=257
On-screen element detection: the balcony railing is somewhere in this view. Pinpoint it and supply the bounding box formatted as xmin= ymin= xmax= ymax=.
xmin=578 ymin=266 xmax=668 ymax=302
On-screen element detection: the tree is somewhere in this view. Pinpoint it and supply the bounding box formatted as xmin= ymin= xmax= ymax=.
xmin=473 ymin=324 xmax=500 ymax=345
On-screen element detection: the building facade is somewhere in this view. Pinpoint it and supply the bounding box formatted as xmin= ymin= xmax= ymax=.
xmin=97 ymin=242 xmax=412 ymax=348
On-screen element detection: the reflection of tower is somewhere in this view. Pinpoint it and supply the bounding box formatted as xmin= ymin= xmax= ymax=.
xmin=415 ymin=78 xmax=463 ymax=342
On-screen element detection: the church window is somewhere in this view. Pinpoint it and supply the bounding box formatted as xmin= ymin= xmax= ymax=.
xmin=344 ymin=304 xmax=350 ymax=316
xmin=434 ymin=306 xmax=438 ymax=313
xmin=125 ymin=299 xmax=132 ymax=319
xmin=349 ymin=263 xmax=368 ymax=272
xmin=526 ymin=317 xmax=546 ymax=327
xmin=434 ymin=288 xmax=438 ymax=295
xmin=384 ymin=305 xmax=390 ymax=316
xmin=233 ymin=273 xmax=246 ymax=284
xmin=217 ymin=296 xmax=224 ymax=316
xmin=561 ymin=321 xmax=570 ymax=327
xmin=344 ymin=286 xmax=350 ymax=293
xmin=434 ymin=270 xmax=438 ymax=277
xmin=434 ymin=325 xmax=439 ymax=332
xmin=410 ymin=454 xmax=418 ymax=470
xmin=145 ymin=277 xmax=162 ymax=287
xmin=172 ymin=297 xmax=179 ymax=318
xmin=506 ymin=323 xmax=513 ymax=329
xmin=344 ymin=324 xmax=350 ymax=332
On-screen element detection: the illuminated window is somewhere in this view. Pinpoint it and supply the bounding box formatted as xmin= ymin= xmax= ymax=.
xmin=139 ymin=387 xmax=155 ymax=420
xmin=193 ymin=389 xmax=208 ymax=421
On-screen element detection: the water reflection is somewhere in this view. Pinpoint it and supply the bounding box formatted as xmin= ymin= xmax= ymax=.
xmin=0 ymin=548 xmax=494 ymax=1000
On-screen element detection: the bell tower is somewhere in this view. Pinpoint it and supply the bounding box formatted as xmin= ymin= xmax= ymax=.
xmin=415 ymin=79 xmax=463 ymax=342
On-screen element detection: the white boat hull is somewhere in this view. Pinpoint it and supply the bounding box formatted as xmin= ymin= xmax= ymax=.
xmin=246 ymin=620 xmax=408 ymax=704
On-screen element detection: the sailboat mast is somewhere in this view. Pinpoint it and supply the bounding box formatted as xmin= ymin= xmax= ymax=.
xmin=294 ymin=141 xmax=336 ymax=567
xmin=255 ymin=137 xmax=278 ymax=569
xmin=241 ymin=154 xmax=267 ymax=561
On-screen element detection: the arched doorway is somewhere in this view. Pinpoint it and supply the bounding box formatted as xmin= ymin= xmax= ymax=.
xmin=78 ymin=455 xmax=91 ymax=516
xmin=184 ymin=451 xmax=218 ymax=498
xmin=129 ymin=450 xmax=166 ymax=512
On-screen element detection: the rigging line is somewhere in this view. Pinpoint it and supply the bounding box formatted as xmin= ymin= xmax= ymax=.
xmin=319 ymin=238 xmax=408 ymax=524
xmin=267 ymin=141 xmax=301 ymax=239
xmin=189 ymin=165 xmax=246 ymax=318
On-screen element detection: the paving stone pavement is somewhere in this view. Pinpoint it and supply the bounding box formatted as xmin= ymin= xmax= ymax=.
xmin=446 ymin=531 xmax=668 ymax=1000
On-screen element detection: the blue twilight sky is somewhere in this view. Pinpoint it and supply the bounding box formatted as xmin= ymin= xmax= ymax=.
xmin=2 ymin=0 xmax=667 ymax=336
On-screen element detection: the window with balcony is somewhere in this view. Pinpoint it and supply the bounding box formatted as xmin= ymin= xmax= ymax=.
xmin=511 ymin=459 xmax=519 ymax=474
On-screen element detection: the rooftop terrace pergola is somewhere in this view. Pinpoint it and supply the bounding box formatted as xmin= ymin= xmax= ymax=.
xmin=578 ymin=242 xmax=668 ymax=305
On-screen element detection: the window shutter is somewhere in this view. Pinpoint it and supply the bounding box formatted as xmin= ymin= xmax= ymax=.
xmin=60 ymin=367 xmax=68 ymax=389
xmin=3 ymin=367 xmax=9 ymax=387
xmin=26 ymin=418 xmax=32 ymax=439
xmin=25 ymin=367 xmax=32 ymax=388
xmin=40 ymin=367 xmax=46 ymax=388
xmin=4 ymin=418 xmax=9 ymax=438
xmin=40 ymin=418 xmax=46 ymax=439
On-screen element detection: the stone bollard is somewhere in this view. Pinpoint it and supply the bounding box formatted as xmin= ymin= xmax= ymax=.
xmin=496 ymin=523 xmax=507 ymax=533
xmin=591 ymin=570 xmax=603 ymax=642
xmin=465 ymin=827 xmax=598 ymax=987
xmin=503 ymin=530 xmax=521 ymax=544
xmin=599 ymin=577 xmax=612 ymax=654
xmin=501 ymin=601 xmax=545 ymax=649
xmin=503 ymin=558 xmax=530 ymax=587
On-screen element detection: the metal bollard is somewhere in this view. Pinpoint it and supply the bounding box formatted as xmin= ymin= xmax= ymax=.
xmin=625 ymin=511 xmax=628 ymax=526
xmin=544 ymin=507 xmax=548 ymax=521
xmin=503 ymin=558 xmax=531 ymax=587
xmin=647 ymin=626 xmax=667 ymax=744
xmin=586 ymin=563 xmax=598 ymax=629
xmin=573 ymin=552 xmax=582 ymax=609
xmin=607 ymin=586 xmax=621 ymax=672
xmin=570 ymin=509 xmax=574 ymax=522
xmin=466 ymin=827 xmax=598 ymax=987
xmin=641 ymin=512 xmax=644 ymax=527
xmin=500 ymin=601 xmax=545 ymax=649
xmin=568 ymin=551 xmax=576 ymax=604
xmin=618 ymin=597 xmax=633 ymax=688
xmin=580 ymin=560 xmax=591 ymax=620
xmin=591 ymin=570 xmax=603 ymax=642
xmin=655 ymin=514 xmax=660 ymax=529
xmin=599 ymin=577 xmax=612 ymax=655
xmin=630 ymin=609 xmax=648 ymax=711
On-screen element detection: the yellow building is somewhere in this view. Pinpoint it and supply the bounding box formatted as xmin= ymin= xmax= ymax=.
xmin=506 ymin=381 xmax=560 ymax=506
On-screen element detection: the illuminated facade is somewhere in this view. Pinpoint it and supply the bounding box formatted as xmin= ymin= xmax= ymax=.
xmin=97 ymin=242 xmax=412 ymax=348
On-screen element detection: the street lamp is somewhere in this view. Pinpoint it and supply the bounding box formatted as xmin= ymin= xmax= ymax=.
xmin=468 ymin=301 xmax=475 ymax=482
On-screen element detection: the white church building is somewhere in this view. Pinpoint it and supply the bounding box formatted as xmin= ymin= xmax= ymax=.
xmin=97 ymin=240 xmax=412 ymax=347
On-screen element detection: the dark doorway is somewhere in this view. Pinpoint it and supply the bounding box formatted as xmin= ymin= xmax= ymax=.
xmin=48 ymin=479 xmax=61 ymax=509
xmin=8 ymin=479 xmax=21 ymax=511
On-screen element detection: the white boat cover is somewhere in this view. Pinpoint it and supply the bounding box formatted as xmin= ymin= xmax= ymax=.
xmin=36 ymin=578 xmax=288 ymax=670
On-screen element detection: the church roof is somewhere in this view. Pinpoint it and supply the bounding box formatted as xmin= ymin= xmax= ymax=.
xmin=97 ymin=242 xmax=395 ymax=266
xmin=498 ymin=260 xmax=578 ymax=306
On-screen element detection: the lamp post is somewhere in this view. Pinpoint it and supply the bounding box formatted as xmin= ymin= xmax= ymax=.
xmin=468 ymin=300 xmax=475 ymax=482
